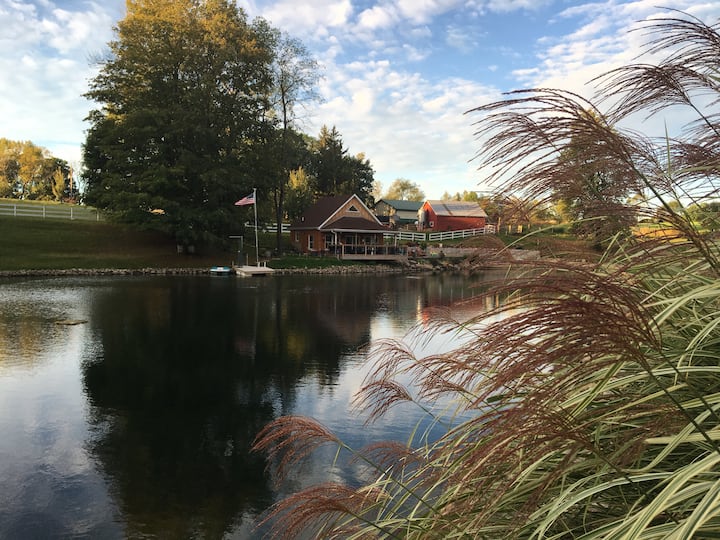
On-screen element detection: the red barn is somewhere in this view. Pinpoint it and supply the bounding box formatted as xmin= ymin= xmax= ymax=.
xmin=418 ymin=200 xmax=488 ymax=231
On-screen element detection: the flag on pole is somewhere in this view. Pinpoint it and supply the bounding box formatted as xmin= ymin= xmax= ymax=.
xmin=234 ymin=192 xmax=255 ymax=206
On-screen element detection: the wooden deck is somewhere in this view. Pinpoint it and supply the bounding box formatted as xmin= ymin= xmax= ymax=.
xmin=340 ymin=253 xmax=408 ymax=262
xmin=317 ymin=244 xmax=408 ymax=262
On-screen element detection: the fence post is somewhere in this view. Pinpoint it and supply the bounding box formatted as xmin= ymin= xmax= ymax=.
xmin=43 ymin=206 xmax=46 ymax=218
xmin=70 ymin=207 xmax=74 ymax=220
xmin=13 ymin=205 xmax=16 ymax=217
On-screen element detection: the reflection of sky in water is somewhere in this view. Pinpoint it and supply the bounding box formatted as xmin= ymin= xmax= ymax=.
xmin=281 ymin=291 xmax=491 ymax=497
xmin=0 ymin=280 xmax=121 ymax=538
xmin=0 ymin=274 xmax=496 ymax=539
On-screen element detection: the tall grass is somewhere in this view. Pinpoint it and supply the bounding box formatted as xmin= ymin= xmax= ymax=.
xmin=253 ymin=11 xmax=720 ymax=539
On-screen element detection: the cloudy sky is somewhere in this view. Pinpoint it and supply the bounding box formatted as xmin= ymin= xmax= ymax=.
xmin=1 ymin=1 xmax=719 ymax=199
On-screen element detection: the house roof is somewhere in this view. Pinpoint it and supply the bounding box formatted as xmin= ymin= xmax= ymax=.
xmin=326 ymin=216 xmax=386 ymax=232
xmin=425 ymin=200 xmax=488 ymax=218
xmin=291 ymin=194 xmax=384 ymax=230
xmin=376 ymin=199 xmax=423 ymax=212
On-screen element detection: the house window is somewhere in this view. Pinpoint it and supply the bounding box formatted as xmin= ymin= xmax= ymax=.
xmin=308 ymin=235 xmax=314 ymax=250
xmin=429 ymin=221 xmax=435 ymax=227
xmin=294 ymin=231 xmax=299 ymax=242
xmin=348 ymin=204 xmax=359 ymax=212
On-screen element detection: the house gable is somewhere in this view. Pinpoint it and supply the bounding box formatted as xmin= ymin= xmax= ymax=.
xmin=322 ymin=194 xmax=382 ymax=229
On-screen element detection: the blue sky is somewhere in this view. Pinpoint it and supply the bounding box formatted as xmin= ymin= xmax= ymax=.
xmin=1 ymin=1 xmax=719 ymax=199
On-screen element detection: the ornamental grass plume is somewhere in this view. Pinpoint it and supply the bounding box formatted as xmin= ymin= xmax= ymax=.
xmin=253 ymin=10 xmax=720 ymax=538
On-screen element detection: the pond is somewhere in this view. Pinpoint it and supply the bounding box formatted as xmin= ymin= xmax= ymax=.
xmin=0 ymin=272 xmax=499 ymax=539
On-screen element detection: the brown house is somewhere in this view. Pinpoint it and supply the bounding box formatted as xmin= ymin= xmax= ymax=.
xmin=290 ymin=194 xmax=405 ymax=261
xmin=418 ymin=200 xmax=488 ymax=231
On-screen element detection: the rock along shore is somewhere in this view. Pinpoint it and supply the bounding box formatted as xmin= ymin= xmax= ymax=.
xmin=0 ymin=250 xmax=539 ymax=279
xmin=0 ymin=262 xmax=431 ymax=278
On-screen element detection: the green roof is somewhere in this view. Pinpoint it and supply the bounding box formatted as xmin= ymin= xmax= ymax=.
xmin=377 ymin=199 xmax=423 ymax=212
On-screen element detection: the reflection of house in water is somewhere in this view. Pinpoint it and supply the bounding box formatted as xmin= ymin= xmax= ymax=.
xmin=316 ymin=308 xmax=372 ymax=347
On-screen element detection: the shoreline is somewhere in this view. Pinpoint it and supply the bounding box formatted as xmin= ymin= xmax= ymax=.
xmin=0 ymin=249 xmax=542 ymax=278
xmin=0 ymin=262 xmax=434 ymax=278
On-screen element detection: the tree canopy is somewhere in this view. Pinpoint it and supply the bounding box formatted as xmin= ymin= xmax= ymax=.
xmin=383 ymin=178 xmax=425 ymax=202
xmin=0 ymin=138 xmax=72 ymax=201
xmin=81 ymin=0 xmax=375 ymax=247
xmin=83 ymin=0 xmax=275 ymax=247
xmin=309 ymin=125 xmax=375 ymax=205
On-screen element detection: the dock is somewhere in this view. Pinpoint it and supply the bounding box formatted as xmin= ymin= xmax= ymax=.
xmin=235 ymin=264 xmax=274 ymax=277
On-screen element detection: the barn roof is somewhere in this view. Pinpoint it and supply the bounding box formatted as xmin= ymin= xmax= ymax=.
xmin=376 ymin=199 xmax=423 ymax=212
xmin=425 ymin=200 xmax=488 ymax=218
xmin=326 ymin=216 xmax=386 ymax=231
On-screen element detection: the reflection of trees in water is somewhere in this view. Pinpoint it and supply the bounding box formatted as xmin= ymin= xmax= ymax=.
xmin=80 ymin=275 xmax=379 ymax=537
xmin=0 ymin=283 xmax=85 ymax=369
xmin=0 ymin=314 xmax=54 ymax=368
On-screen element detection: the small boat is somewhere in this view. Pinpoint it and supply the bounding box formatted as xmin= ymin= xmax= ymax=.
xmin=210 ymin=266 xmax=233 ymax=276
xmin=235 ymin=263 xmax=274 ymax=277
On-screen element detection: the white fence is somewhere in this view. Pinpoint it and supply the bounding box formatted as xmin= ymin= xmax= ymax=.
xmin=0 ymin=203 xmax=102 ymax=221
xmin=386 ymin=226 xmax=496 ymax=242
xmin=254 ymin=223 xmax=496 ymax=242
xmin=427 ymin=225 xmax=496 ymax=242
xmin=246 ymin=222 xmax=292 ymax=233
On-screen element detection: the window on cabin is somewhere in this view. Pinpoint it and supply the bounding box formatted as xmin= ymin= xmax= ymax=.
xmin=348 ymin=204 xmax=359 ymax=212
xmin=308 ymin=235 xmax=314 ymax=250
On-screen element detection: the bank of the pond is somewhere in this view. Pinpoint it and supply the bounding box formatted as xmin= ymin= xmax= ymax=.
xmin=0 ymin=262 xmax=425 ymax=278
xmin=0 ymin=249 xmax=542 ymax=278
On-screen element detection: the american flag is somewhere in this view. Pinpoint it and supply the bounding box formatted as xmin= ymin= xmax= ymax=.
xmin=234 ymin=192 xmax=255 ymax=206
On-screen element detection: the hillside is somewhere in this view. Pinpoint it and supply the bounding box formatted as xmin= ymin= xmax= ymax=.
xmin=0 ymin=216 xmax=229 ymax=271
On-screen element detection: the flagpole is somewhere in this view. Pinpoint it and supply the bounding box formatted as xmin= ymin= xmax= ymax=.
xmin=253 ymin=187 xmax=259 ymax=266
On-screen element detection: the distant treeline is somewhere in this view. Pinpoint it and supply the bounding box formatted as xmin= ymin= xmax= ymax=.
xmin=0 ymin=139 xmax=75 ymax=202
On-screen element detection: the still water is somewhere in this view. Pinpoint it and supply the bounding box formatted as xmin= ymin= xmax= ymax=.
xmin=0 ymin=273 xmax=494 ymax=539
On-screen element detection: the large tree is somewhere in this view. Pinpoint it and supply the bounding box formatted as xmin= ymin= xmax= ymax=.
xmin=82 ymin=0 xmax=274 ymax=248
xmin=310 ymin=125 xmax=375 ymax=204
xmin=261 ymin=27 xmax=320 ymax=250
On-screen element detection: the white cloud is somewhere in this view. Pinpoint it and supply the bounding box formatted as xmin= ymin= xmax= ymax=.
xmin=250 ymin=0 xmax=353 ymax=37
xmin=357 ymin=4 xmax=398 ymax=30
xmin=446 ymin=24 xmax=478 ymax=52
xmin=485 ymin=0 xmax=554 ymax=13
xmin=310 ymin=55 xmax=498 ymax=197
xmin=396 ymin=0 xmax=465 ymax=25
xmin=0 ymin=0 xmax=117 ymax=164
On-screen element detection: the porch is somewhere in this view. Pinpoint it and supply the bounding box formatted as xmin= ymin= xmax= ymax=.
xmin=337 ymin=244 xmax=408 ymax=262
xmin=321 ymin=230 xmax=407 ymax=262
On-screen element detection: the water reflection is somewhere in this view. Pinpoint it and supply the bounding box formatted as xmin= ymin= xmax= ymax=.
xmin=0 ymin=273 xmax=499 ymax=538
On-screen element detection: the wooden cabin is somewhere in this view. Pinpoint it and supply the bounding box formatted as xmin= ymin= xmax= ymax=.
xmin=290 ymin=194 xmax=405 ymax=261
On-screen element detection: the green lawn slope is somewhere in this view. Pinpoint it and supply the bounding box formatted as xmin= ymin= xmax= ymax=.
xmin=0 ymin=216 xmax=229 ymax=271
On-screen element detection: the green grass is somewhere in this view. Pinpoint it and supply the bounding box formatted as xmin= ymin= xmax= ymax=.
xmin=0 ymin=216 xmax=227 ymax=271
xmin=0 ymin=216 xmax=383 ymax=272
xmin=268 ymin=255 xmax=368 ymax=269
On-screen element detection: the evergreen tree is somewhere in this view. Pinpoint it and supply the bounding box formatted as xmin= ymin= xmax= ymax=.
xmin=310 ymin=125 xmax=375 ymax=204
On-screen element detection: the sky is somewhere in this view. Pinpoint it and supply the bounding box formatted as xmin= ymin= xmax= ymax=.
xmin=1 ymin=1 xmax=719 ymax=200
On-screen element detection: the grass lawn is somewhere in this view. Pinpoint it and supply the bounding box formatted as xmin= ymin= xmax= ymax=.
xmin=0 ymin=216 xmax=229 ymax=271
